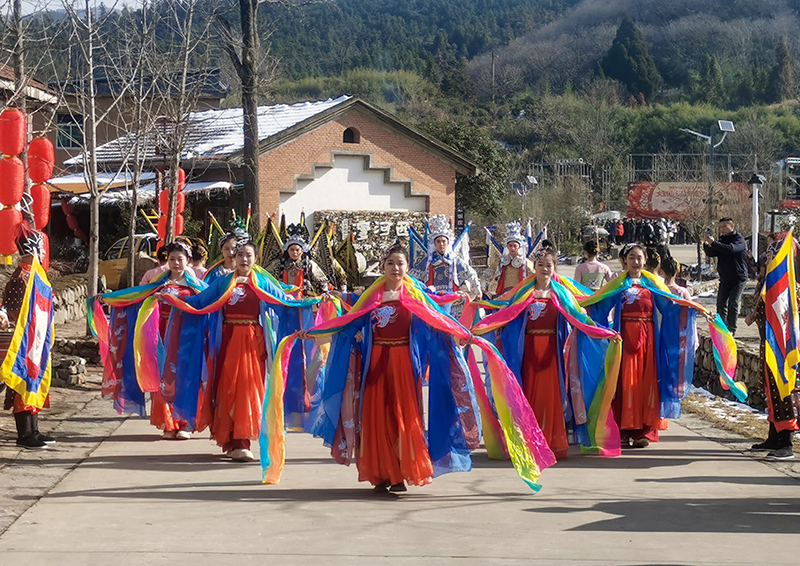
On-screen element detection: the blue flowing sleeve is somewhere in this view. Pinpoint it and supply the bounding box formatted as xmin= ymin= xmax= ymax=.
xmin=652 ymin=292 xmax=696 ymax=418
xmin=309 ymin=315 xmax=368 ymax=445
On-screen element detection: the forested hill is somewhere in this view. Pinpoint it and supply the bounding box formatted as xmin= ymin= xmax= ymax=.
xmin=259 ymin=0 xmax=580 ymax=79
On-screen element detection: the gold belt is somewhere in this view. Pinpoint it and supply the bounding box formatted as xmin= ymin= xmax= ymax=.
xmin=224 ymin=318 xmax=259 ymax=325
xmin=526 ymin=328 xmax=556 ymax=335
xmin=622 ymin=316 xmax=652 ymax=321
xmin=373 ymin=338 xmax=410 ymax=346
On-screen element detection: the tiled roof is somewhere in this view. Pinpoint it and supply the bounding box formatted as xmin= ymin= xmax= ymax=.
xmin=67 ymin=95 xmax=351 ymax=166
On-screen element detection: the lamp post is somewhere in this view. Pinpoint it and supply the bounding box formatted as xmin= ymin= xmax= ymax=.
xmin=748 ymin=173 xmax=766 ymax=261
xmin=680 ymin=120 xmax=736 ymax=227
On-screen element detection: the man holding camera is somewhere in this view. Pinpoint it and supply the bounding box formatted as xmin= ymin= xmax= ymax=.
xmin=704 ymin=217 xmax=748 ymax=336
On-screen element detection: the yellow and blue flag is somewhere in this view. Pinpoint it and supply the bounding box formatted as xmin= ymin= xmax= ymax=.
xmin=764 ymin=231 xmax=800 ymax=401
xmin=0 ymin=256 xmax=53 ymax=408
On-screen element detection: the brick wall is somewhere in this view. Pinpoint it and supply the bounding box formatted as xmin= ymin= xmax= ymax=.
xmin=258 ymin=109 xmax=457 ymax=220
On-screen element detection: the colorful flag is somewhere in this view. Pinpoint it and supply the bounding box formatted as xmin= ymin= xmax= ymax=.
xmin=764 ymin=231 xmax=800 ymax=400
xmin=0 ymin=257 xmax=54 ymax=408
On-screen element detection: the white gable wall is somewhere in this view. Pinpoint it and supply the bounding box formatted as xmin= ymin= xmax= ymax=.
xmin=279 ymin=154 xmax=427 ymax=226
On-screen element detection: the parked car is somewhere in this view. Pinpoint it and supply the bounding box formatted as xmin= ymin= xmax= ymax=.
xmin=99 ymin=234 xmax=160 ymax=290
xmin=99 ymin=233 xmax=204 ymax=290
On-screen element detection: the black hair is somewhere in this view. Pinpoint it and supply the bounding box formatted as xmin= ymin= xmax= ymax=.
xmin=719 ymin=217 xmax=734 ymax=224
xmin=620 ymin=243 xmax=644 ymax=259
xmin=164 ymin=242 xmax=191 ymax=258
xmin=156 ymin=245 xmax=168 ymax=263
xmin=644 ymin=247 xmax=660 ymax=270
xmin=382 ymin=244 xmax=410 ymax=266
xmin=583 ymin=240 xmax=599 ymax=256
xmin=661 ymin=256 xmax=679 ymax=278
xmin=540 ymin=239 xmax=554 ymax=249
xmin=534 ymin=246 xmax=559 ymax=264
xmin=191 ymin=244 xmax=208 ymax=261
xmin=219 ymin=233 xmax=238 ymax=249
xmin=234 ymin=239 xmax=258 ymax=255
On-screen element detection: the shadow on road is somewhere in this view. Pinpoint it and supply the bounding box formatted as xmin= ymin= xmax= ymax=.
xmin=529 ymin=497 xmax=800 ymax=534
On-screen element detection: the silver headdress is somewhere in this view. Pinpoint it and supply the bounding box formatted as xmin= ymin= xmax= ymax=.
xmin=504 ymin=221 xmax=525 ymax=246
xmin=283 ymin=223 xmax=310 ymax=253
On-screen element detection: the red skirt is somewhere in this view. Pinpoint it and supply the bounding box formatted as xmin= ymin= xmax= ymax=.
xmin=522 ymin=333 xmax=569 ymax=458
xmin=208 ymin=323 xmax=267 ymax=448
xmin=613 ymin=318 xmax=660 ymax=440
xmin=357 ymin=344 xmax=433 ymax=487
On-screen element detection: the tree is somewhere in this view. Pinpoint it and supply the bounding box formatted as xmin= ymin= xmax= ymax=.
xmin=599 ymin=19 xmax=661 ymax=102
xmin=418 ymin=119 xmax=510 ymax=218
xmin=766 ymin=37 xmax=795 ymax=103
xmin=693 ymin=54 xmax=725 ymax=107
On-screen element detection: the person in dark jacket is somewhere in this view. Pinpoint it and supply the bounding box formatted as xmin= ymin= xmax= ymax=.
xmin=704 ymin=217 xmax=748 ymax=335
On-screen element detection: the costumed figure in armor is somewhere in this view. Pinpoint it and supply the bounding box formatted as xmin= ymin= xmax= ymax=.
xmin=266 ymin=222 xmax=330 ymax=298
xmin=409 ymin=215 xmax=480 ymax=317
xmin=0 ymin=223 xmax=54 ymax=449
xmin=492 ymin=222 xmax=535 ymax=298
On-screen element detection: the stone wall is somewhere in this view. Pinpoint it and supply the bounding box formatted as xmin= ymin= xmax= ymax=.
xmin=693 ymin=333 xmax=765 ymax=410
xmin=51 ymin=274 xmax=89 ymax=325
xmin=53 ymin=337 xmax=101 ymax=364
xmin=316 ymin=210 xmax=428 ymax=262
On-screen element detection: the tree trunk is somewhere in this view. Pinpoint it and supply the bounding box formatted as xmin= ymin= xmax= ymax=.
xmin=85 ymin=0 xmax=100 ymax=301
xmin=240 ymin=0 xmax=261 ymax=233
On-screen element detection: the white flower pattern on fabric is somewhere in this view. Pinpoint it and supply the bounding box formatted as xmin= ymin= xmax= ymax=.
xmin=371 ymin=305 xmax=397 ymax=328
xmin=528 ymin=301 xmax=547 ymax=321
xmin=228 ymin=286 xmax=246 ymax=306
xmin=622 ymin=287 xmax=641 ymax=305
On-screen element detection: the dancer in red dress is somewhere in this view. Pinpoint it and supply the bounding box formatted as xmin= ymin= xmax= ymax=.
xmin=151 ymin=242 xmax=199 ymax=439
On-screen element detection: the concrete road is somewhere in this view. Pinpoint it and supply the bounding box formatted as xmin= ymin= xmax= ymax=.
xmin=0 ymin=407 xmax=798 ymax=566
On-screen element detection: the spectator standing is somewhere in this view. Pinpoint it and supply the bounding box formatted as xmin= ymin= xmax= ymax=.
xmin=703 ymin=217 xmax=748 ymax=335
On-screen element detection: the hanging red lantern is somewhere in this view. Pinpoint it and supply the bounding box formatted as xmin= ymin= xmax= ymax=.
xmin=159 ymin=190 xmax=186 ymax=215
xmin=40 ymin=232 xmax=50 ymax=271
xmin=31 ymin=184 xmax=51 ymax=229
xmin=0 ymin=207 xmax=22 ymax=255
xmin=61 ymin=198 xmax=73 ymax=216
xmin=157 ymin=215 xmax=167 ymax=240
xmin=28 ymin=138 xmax=55 ymax=184
xmin=0 ymin=109 xmax=26 ymax=156
xmin=0 ymin=157 xmax=24 ymax=206
xmin=73 ymin=228 xmax=88 ymax=243
xmin=175 ymin=214 xmax=184 ymax=236
xmin=66 ymin=213 xmax=79 ymax=231
xmin=177 ymin=168 xmax=186 ymax=190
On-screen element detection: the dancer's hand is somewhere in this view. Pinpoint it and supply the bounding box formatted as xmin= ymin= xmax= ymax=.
xmin=744 ymin=312 xmax=755 ymax=326
xmin=354 ymin=331 xmax=363 ymax=343
xmin=0 ymin=309 xmax=8 ymax=330
xmin=296 ymin=330 xmax=310 ymax=341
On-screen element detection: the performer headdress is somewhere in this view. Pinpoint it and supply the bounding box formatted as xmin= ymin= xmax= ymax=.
xmin=429 ymin=215 xmax=454 ymax=243
xmin=15 ymin=222 xmax=42 ymax=257
xmin=504 ymin=221 xmax=525 ymax=246
xmin=283 ymin=223 xmax=310 ymax=253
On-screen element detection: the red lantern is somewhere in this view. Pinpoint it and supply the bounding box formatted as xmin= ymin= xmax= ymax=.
xmin=178 ymin=168 xmax=186 ymax=191
xmin=40 ymin=232 xmax=50 ymax=271
xmin=175 ymin=214 xmax=184 ymax=236
xmin=0 ymin=207 xmax=22 ymax=255
xmin=0 ymin=109 xmax=26 ymax=156
xmin=32 ymin=184 xmax=51 ymax=229
xmin=159 ymin=190 xmax=186 ymax=215
xmin=73 ymin=228 xmax=88 ymax=243
xmin=61 ymin=198 xmax=73 ymax=216
xmin=28 ymin=138 xmax=55 ymax=184
xmin=0 ymin=157 xmax=24 ymax=206
xmin=66 ymin=213 xmax=79 ymax=231
xmin=157 ymin=215 xmax=167 ymax=240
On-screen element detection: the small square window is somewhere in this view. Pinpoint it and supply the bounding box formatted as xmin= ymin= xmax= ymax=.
xmin=56 ymin=114 xmax=84 ymax=150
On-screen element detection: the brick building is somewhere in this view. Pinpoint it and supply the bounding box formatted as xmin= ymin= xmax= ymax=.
xmin=80 ymin=96 xmax=477 ymax=232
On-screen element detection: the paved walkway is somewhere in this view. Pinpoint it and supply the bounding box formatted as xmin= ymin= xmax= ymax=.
xmin=0 ymin=400 xmax=798 ymax=566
